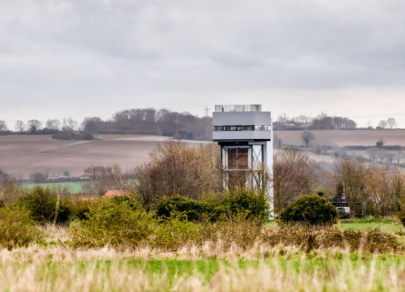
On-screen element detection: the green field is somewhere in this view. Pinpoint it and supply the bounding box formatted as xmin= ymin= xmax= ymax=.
xmin=23 ymin=182 xmax=83 ymax=193
xmin=338 ymin=219 xmax=404 ymax=233
xmin=266 ymin=218 xmax=404 ymax=233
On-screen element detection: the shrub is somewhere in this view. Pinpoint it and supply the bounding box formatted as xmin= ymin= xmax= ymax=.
xmin=17 ymin=187 xmax=72 ymax=224
xmin=156 ymin=196 xmax=213 ymax=221
xmin=279 ymin=195 xmax=339 ymax=225
xmin=0 ymin=206 xmax=43 ymax=250
xmin=154 ymin=212 xmax=200 ymax=250
xmin=157 ymin=190 xmax=269 ymax=223
xmin=212 ymin=190 xmax=269 ymax=221
xmin=154 ymin=211 xmax=262 ymax=251
xmin=396 ymin=210 xmax=405 ymax=227
xmin=110 ymin=196 xmax=144 ymax=212
xmin=69 ymin=198 xmax=155 ymax=249
xmin=262 ymin=225 xmax=405 ymax=253
xmin=52 ymin=131 xmax=95 ymax=141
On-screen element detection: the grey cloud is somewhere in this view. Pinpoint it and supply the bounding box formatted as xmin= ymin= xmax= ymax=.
xmin=0 ymin=0 xmax=405 ymax=126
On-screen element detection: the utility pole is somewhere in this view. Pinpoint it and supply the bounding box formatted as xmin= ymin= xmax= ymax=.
xmin=204 ymin=106 xmax=210 ymax=117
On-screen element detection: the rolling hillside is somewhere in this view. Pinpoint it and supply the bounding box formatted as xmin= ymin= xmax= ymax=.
xmin=1 ymin=130 xmax=405 ymax=178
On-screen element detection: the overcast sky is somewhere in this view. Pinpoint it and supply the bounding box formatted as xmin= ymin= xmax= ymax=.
xmin=1 ymin=0 xmax=405 ymax=129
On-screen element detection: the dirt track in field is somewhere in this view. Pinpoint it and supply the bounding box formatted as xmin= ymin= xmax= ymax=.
xmin=0 ymin=135 xmax=208 ymax=177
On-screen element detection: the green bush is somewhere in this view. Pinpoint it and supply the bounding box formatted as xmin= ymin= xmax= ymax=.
xmin=156 ymin=196 xmax=213 ymax=221
xmin=279 ymin=195 xmax=339 ymax=225
xmin=157 ymin=190 xmax=269 ymax=222
xmin=110 ymin=196 xmax=144 ymax=212
xmin=69 ymin=197 xmax=155 ymax=249
xmin=17 ymin=187 xmax=72 ymax=224
xmin=154 ymin=212 xmax=200 ymax=250
xmin=0 ymin=206 xmax=43 ymax=250
xmin=212 ymin=190 xmax=269 ymax=221
xmin=153 ymin=211 xmax=262 ymax=250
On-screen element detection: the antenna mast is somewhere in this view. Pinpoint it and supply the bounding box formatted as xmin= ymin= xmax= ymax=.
xmin=204 ymin=106 xmax=210 ymax=117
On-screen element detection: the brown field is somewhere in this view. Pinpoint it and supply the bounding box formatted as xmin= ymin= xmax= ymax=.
xmin=1 ymin=130 xmax=405 ymax=178
xmin=0 ymin=134 xmax=207 ymax=177
xmin=276 ymin=129 xmax=405 ymax=147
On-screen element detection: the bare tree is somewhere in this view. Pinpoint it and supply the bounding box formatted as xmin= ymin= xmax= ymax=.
xmin=334 ymin=158 xmax=368 ymax=218
xmin=272 ymin=147 xmax=318 ymax=213
xmin=300 ymin=131 xmax=315 ymax=148
xmin=367 ymin=147 xmax=378 ymax=162
xmin=394 ymin=151 xmax=404 ymax=165
xmin=367 ymin=167 xmax=395 ymax=217
xmin=391 ymin=168 xmax=405 ymax=212
xmin=277 ymin=113 xmax=289 ymax=130
xmin=0 ymin=168 xmax=22 ymax=203
xmin=384 ymin=152 xmax=395 ymax=165
xmin=294 ymin=115 xmax=312 ymax=125
xmin=82 ymin=165 xmax=127 ymax=195
xmin=45 ymin=119 xmax=61 ymax=130
xmin=131 ymin=140 xmax=222 ymax=209
xmin=387 ymin=117 xmax=397 ymax=129
xmin=27 ymin=120 xmax=42 ymax=133
xmin=378 ymin=120 xmax=388 ymax=129
xmin=0 ymin=120 xmax=8 ymax=132
xmin=62 ymin=117 xmax=78 ymax=132
xmin=14 ymin=120 xmax=26 ymax=132
xmin=366 ymin=167 xmax=405 ymax=216
xmin=377 ymin=149 xmax=386 ymax=163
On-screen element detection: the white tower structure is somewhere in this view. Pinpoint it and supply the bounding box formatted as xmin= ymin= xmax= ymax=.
xmin=212 ymin=104 xmax=273 ymax=217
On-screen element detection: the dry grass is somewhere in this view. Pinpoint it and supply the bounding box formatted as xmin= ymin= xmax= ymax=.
xmin=1 ymin=224 xmax=405 ymax=291
xmin=2 ymin=246 xmax=405 ymax=291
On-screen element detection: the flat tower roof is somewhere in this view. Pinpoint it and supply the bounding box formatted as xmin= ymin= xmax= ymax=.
xmin=215 ymin=105 xmax=262 ymax=112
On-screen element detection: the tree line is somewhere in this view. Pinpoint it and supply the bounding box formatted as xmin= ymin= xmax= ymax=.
xmin=275 ymin=112 xmax=357 ymax=130
xmin=275 ymin=112 xmax=399 ymax=130
xmin=0 ymin=108 xmax=212 ymax=141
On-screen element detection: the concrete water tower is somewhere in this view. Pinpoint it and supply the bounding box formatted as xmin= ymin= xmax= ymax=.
xmin=212 ymin=104 xmax=273 ymax=214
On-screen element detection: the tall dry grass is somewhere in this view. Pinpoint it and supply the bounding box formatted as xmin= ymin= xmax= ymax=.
xmin=1 ymin=247 xmax=405 ymax=292
xmin=2 ymin=221 xmax=405 ymax=291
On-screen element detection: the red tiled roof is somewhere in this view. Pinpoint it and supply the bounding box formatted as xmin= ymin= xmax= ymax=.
xmin=104 ymin=190 xmax=130 ymax=197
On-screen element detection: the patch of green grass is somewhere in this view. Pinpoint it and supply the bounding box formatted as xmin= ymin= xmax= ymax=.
xmin=337 ymin=221 xmax=404 ymax=233
xmin=24 ymin=182 xmax=83 ymax=193
xmin=265 ymin=218 xmax=404 ymax=233
xmin=22 ymin=255 xmax=405 ymax=283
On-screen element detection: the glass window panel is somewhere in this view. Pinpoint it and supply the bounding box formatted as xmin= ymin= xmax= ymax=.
xmin=237 ymin=147 xmax=249 ymax=169
xmin=213 ymin=126 xmax=223 ymax=131
xmin=256 ymin=125 xmax=265 ymax=131
xmin=225 ymin=147 xmax=251 ymax=170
